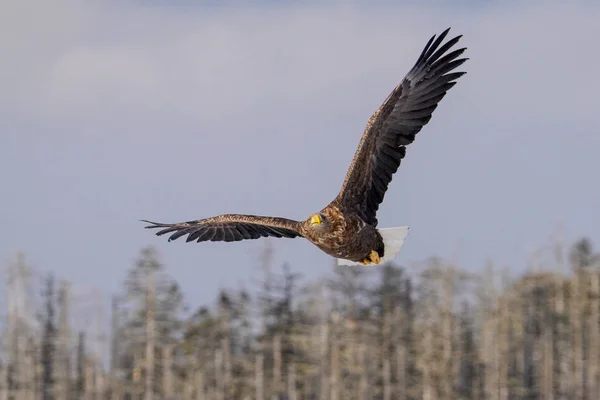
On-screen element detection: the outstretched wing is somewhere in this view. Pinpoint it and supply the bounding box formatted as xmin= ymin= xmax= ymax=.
xmin=337 ymin=28 xmax=467 ymax=226
xmin=142 ymin=214 xmax=302 ymax=243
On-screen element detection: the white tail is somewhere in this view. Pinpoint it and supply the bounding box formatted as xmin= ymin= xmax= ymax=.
xmin=336 ymin=226 xmax=410 ymax=267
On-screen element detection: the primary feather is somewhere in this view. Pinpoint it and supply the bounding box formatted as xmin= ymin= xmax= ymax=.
xmin=337 ymin=28 xmax=467 ymax=226
xmin=142 ymin=214 xmax=301 ymax=243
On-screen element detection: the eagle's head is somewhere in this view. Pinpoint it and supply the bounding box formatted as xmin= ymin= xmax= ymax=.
xmin=306 ymin=213 xmax=329 ymax=231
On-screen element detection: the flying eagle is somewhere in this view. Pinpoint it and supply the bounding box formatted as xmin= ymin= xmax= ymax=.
xmin=143 ymin=28 xmax=467 ymax=267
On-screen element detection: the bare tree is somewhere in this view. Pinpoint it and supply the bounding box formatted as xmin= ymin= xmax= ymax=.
xmin=144 ymin=264 xmax=155 ymax=400
xmin=2 ymin=236 xmax=600 ymax=400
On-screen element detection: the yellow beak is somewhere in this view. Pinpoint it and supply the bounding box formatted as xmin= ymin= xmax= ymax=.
xmin=309 ymin=214 xmax=322 ymax=226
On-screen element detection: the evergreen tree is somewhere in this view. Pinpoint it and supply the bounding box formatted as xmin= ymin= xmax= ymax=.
xmin=570 ymin=237 xmax=598 ymax=269
xmin=75 ymin=331 xmax=86 ymax=398
xmin=40 ymin=273 xmax=56 ymax=400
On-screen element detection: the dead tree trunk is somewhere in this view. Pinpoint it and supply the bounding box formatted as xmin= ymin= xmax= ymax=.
xmin=272 ymin=334 xmax=282 ymax=400
xmin=84 ymin=357 xmax=94 ymax=400
xmin=498 ymin=296 xmax=510 ymax=400
xmin=196 ymin=368 xmax=205 ymax=400
xmin=162 ymin=345 xmax=173 ymax=399
xmin=330 ymin=315 xmax=339 ymax=400
xmin=287 ymin=360 xmax=297 ymax=400
xmin=571 ymin=269 xmax=583 ymax=400
xmin=382 ymin=313 xmax=392 ymax=400
xmin=543 ymin=295 xmax=554 ymax=400
xmin=144 ymin=268 xmax=156 ymax=400
xmin=220 ymin=304 xmax=232 ymax=400
xmin=442 ymin=269 xmax=454 ymax=400
xmin=0 ymin=361 xmax=7 ymax=400
xmin=587 ymin=272 xmax=599 ymax=399
xmin=57 ymin=281 xmax=71 ymax=400
xmin=6 ymin=255 xmax=28 ymax=400
xmin=422 ymin=323 xmax=434 ymax=400
xmin=109 ymin=296 xmax=120 ymax=400
xmin=255 ymin=348 xmax=264 ymax=400
xmin=358 ymin=340 xmax=367 ymax=400
xmin=215 ymin=349 xmax=224 ymax=400
xmin=396 ymin=342 xmax=407 ymax=400
xmin=320 ymin=319 xmax=329 ymax=400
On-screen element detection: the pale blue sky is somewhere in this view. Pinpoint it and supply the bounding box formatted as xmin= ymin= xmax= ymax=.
xmin=2 ymin=0 xmax=599 ymax=307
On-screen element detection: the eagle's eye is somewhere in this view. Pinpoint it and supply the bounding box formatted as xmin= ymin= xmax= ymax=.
xmin=309 ymin=214 xmax=323 ymax=226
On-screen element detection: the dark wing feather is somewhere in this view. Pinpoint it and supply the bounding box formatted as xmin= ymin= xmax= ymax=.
xmin=142 ymin=214 xmax=302 ymax=243
xmin=337 ymin=28 xmax=468 ymax=226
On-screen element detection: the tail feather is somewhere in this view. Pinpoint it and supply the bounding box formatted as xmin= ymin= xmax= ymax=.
xmin=336 ymin=226 xmax=410 ymax=267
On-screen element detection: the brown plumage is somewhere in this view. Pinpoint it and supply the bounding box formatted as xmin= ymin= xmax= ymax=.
xmin=142 ymin=28 xmax=468 ymax=266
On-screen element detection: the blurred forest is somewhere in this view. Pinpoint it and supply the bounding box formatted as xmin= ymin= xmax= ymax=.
xmin=1 ymin=236 xmax=600 ymax=400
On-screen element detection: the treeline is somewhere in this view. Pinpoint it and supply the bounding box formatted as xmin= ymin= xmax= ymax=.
xmin=1 ymin=237 xmax=600 ymax=400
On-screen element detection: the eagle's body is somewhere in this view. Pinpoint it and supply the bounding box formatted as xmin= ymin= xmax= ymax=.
xmin=299 ymin=199 xmax=383 ymax=263
xmin=143 ymin=28 xmax=467 ymax=266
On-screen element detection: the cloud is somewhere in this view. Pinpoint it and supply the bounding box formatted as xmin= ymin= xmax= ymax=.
xmin=5 ymin=2 xmax=598 ymax=126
